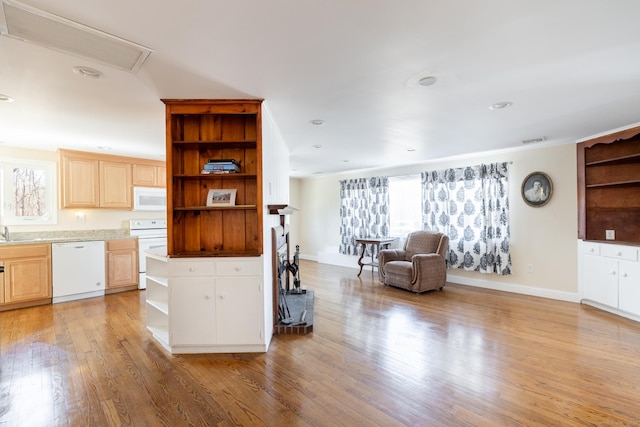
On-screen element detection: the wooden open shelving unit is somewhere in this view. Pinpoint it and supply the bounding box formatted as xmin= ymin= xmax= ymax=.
xmin=162 ymin=99 xmax=263 ymax=257
xmin=577 ymin=125 xmax=640 ymax=244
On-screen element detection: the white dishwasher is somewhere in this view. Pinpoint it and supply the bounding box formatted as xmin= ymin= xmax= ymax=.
xmin=52 ymin=240 xmax=106 ymax=303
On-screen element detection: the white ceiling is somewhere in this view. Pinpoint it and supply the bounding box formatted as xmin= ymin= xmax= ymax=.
xmin=1 ymin=0 xmax=640 ymax=177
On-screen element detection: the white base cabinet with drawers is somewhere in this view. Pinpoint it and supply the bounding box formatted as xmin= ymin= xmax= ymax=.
xmin=579 ymin=240 xmax=640 ymax=321
xmin=145 ymin=252 xmax=268 ymax=354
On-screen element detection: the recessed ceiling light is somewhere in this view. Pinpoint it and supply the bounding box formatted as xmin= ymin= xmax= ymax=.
xmin=73 ymin=66 xmax=103 ymax=79
xmin=417 ymin=76 xmax=437 ymax=87
xmin=342 ymin=159 xmax=349 ymax=163
xmin=310 ymin=119 xmax=325 ymax=126
xmin=407 ymin=148 xmax=416 ymax=152
xmin=97 ymin=146 xmax=112 ymax=150
xmin=312 ymin=144 xmax=322 ymax=149
xmin=0 ymin=94 xmax=15 ymax=102
xmin=489 ymin=101 xmax=513 ymax=111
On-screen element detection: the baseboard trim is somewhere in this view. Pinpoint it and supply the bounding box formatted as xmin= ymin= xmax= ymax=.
xmin=444 ymin=274 xmax=580 ymax=303
xmin=580 ymin=299 xmax=640 ymax=323
xmin=303 ymin=252 xmax=581 ymax=303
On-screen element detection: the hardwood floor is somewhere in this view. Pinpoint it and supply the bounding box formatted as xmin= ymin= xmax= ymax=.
xmin=2 ymin=260 xmax=640 ymax=426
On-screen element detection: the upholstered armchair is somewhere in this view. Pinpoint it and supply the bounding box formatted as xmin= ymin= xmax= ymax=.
xmin=378 ymin=230 xmax=449 ymax=293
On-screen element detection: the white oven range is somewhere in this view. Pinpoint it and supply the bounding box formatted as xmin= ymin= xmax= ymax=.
xmin=129 ymin=219 xmax=167 ymax=289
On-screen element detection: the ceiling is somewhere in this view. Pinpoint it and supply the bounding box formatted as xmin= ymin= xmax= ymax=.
xmin=1 ymin=0 xmax=640 ymax=178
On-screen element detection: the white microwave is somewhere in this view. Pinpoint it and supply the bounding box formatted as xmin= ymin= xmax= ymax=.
xmin=133 ymin=187 xmax=167 ymax=211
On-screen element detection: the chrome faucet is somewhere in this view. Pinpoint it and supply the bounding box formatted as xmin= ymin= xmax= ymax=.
xmin=1 ymin=226 xmax=8 ymax=241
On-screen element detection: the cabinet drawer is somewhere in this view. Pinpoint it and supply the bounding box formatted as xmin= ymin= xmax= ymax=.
xmin=601 ymin=244 xmax=638 ymax=262
xmin=216 ymin=258 xmax=261 ymax=276
xmin=0 ymin=243 xmax=51 ymax=259
xmin=581 ymin=241 xmax=600 ymax=256
xmin=169 ymin=260 xmax=214 ymax=276
xmin=106 ymin=238 xmax=137 ymax=251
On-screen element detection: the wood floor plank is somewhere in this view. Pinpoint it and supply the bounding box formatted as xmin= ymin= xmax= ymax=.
xmin=2 ymin=260 xmax=640 ymax=426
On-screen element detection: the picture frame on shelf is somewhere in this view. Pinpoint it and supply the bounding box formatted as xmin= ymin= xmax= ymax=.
xmin=521 ymin=171 xmax=553 ymax=207
xmin=206 ymin=189 xmax=237 ymax=207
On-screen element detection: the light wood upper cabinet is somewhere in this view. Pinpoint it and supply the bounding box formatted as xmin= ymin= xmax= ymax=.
xmin=59 ymin=149 xmax=165 ymax=208
xmin=0 ymin=243 xmax=52 ymax=310
xmin=100 ymin=160 xmax=132 ymax=208
xmin=132 ymin=164 xmax=166 ymax=188
xmin=60 ymin=153 xmax=100 ymax=208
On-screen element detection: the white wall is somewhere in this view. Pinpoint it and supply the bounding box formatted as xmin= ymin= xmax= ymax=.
xmin=261 ymin=102 xmax=291 ymax=342
xmin=290 ymin=143 xmax=579 ymax=302
xmin=0 ymin=145 xmax=165 ymax=233
xmin=288 ymin=178 xmax=302 ymax=250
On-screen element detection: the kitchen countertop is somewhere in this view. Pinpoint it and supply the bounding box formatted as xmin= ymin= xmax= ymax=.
xmin=0 ymin=229 xmax=133 ymax=245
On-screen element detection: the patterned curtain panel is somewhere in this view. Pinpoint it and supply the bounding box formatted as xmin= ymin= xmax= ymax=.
xmin=339 ymin=177 xmax=390 ymax=255
xmin=421 ymin=162 xmax=511 ymax=275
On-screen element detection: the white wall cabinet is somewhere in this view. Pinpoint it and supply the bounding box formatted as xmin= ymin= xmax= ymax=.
xmin=145 ymin=253 xmax=266 ymax=353
xmin=618 ymin=259 xmax=640 ymax=316
xmin=579 ymin=240 xmax=640 ymax=320
xmin=216 ymin=277 xmax=263 ymax=345
xmin=171 ymin=277 xmax=217 ymax=346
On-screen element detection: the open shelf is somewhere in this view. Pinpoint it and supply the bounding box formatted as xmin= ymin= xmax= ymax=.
xmin=173 ymin=205 xmax=257 ymax=211
xmin=171 ymin=140 xmax=256 ymax=149
xmin=586 ymin=179 xmax=640 ymax=188
xmin=146 ymin=325 xmax=169 ymax=346
xmin=173 ymin=173 xmax=257 ymax=179
xmin=146 ymin=274 xmax=168 ymax=287
xmin=169 ymin=250 xmax=262 ymax=258
xmin=585 ymin=152 xmax=640 ymax=166
xmin=147 ymin=299 xmax=169 ymax=315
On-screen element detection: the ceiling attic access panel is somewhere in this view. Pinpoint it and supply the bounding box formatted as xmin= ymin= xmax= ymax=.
xmin=162 ymin=99 xmax=263 ymax=258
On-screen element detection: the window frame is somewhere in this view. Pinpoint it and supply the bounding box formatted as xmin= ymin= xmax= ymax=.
xmin=0 ymin=157 xmax=58 ymax=226
xmin=388 ymin=173 xmax=422 ymax=238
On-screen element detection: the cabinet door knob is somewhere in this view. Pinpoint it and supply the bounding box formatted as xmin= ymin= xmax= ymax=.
xmin=611 ymin=270 xmax=617 ymax=275
xmin=204 ymin=295 xmax=211 ymax=299
xmin=617 ymin=252 xmax=622 ymax=256
xmin=189 ymin=267 xmax=195 ymax=272
xmin=622 ymin=273 xmax=628 ymax=278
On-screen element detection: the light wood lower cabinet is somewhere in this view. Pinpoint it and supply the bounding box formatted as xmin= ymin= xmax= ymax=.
xmin=145 ymin=254 xmax=266 ymax=353
xmin=106 ymin=238 xmax=139 ymax=293
xmin=0 ymin=243 xmax=52 ymax=311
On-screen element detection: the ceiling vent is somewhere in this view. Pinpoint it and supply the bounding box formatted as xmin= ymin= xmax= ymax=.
xmin=0 ymin=0 xmax=152 ymax=73
xmin=521 ymin=137 xmax=548 ymax=145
